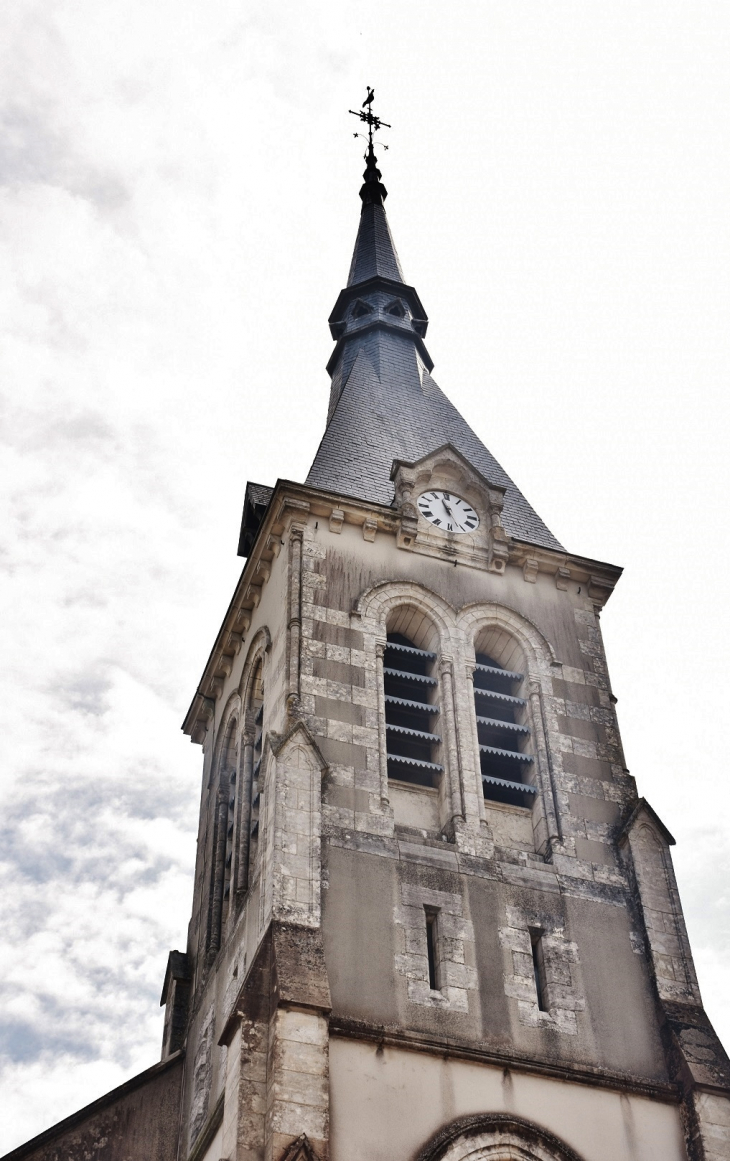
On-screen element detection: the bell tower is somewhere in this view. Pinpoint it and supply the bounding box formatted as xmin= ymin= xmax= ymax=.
xmin=171 ymin=97 xmax=730 ymax=1161
xmin=7 ymin=95 xmax=730 ymax=1161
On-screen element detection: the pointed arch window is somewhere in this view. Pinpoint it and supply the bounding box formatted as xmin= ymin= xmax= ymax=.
xmin=473 ymin=652 xmax=536 ymax=808
xmin=352 ymin=299 xmax=373 ymax=319
xmin=383 ymin=632 xmax=442 ymax=787
xmin=208 ymin=714 xmax=239 ymax=958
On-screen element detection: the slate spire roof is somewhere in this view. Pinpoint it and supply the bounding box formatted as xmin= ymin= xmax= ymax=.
xmin=306 ymin=150 xmax=564 ymax=552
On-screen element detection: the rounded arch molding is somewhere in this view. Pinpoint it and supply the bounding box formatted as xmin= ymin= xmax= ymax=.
xmin=211 ymin=691 xmax=241 ymax=785
xmin=354 ymin=583 xmax=559 ymax=672
xmin=414 ymin=1114 xmax=584 ymax=1161
xmin=457 ymin=602 xmax=558 ymax=671
xmin=238 ymin=625 xmax=272 ymax=704
xmin=355 ymin=581 xmax=456 ymax=644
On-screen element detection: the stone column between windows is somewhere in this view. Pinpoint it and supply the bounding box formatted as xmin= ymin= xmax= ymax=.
xmin=235 ymin=722 xmax=255 ymax=896
xmin=208 ymin=783 xmax=228 ymax=959
xmin=286 ymin=524 xmax=304 ymax=719
xmin=375 ymin=640 xmax=389 ymax=807
xmin=464 ymin=663 xmax=487 ymax=829
xmin=527 ymin=678 xmax=561 ymax=856
xmin=439 ymin=658 xmax=464 ymax=828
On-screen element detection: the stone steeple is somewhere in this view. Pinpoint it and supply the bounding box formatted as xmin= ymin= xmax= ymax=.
xmin=8 ymin=102 xmax=730 ymax=1161
xmin=307 ymin=147 xmax=564 ymax=552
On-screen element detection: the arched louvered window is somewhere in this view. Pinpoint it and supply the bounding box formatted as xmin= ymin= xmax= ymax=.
xmin=473 ymin=652 xmax=537 ymax=808
xmin=208 ymin=715 xmax=239 ymax=957
xmin=384 ymin=632 xmax=443 ymax=787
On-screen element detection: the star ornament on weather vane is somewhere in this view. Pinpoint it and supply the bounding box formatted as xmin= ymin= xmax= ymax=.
xmin=349 ymin=86 xmax=391 ymax=152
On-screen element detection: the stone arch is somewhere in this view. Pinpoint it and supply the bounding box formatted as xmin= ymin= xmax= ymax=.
xmin=356 ymin=580 xmax=457 ymax=653
xmin=239 ymin=625 xmax=272 ymax=707
xmin=457 ymin=602 xmax=557 ymax=675
xmin=234 ymin=626 xmax=271 ymax=899
xmin=212 ymin=691 xmax=242 ymax=784
xmin=207 ymin=689 xmax=241 ymax=959
xmin=415 ymin=1114 xmax=583 ymax=1161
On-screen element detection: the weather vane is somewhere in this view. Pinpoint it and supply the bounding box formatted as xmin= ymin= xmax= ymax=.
xmin=349 ymin=86 xmax=391 ymax=151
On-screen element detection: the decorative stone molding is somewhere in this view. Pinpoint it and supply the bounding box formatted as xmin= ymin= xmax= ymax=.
xmin=555 ymin=567 xmax=571 ymax=591
xmin=457 ymin=602 xmax=559 ymax=671
xmin=390 ymin=444 xmax=509 ymax=570
xmin=355 ymin=580 xmax=455 ymax=643
xmin=191 ymin=698 xmax=215 ymax=745
xmin=234 ymin=609 xmax=251 ymax=632
xmin=226 ymin=632 xmax=243 ymax=655
xmin=587 ymin=573 xmax=616 ymax=609
xmin=362 ymin=517 xmax=378 ymax=542
xmin=238 ymin=626 xmax=272 ymax=700
xmin=523 ymin=558 xmax=539 ymax=583
xmin=415 ymin=1114 xmax=584 ymax=1161
xmin=329 ymin=508 xmax=344 ymax=533
xmin=276 ymin=496 xmax=311 ymax=524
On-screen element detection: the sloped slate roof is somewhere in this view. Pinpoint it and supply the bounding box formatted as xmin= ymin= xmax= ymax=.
xmin=306 ymin=335 xmax=564 ymax=551
xmin=347 ymin=203 xmax=404 ymax=286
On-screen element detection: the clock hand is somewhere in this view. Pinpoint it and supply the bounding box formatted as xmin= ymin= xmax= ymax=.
xmin=442 ymin=500 xmax=454 ymax=518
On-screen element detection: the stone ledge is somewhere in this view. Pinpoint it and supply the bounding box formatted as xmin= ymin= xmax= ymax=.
xmin=327 ymin=1017 xmax=681 ymax=1102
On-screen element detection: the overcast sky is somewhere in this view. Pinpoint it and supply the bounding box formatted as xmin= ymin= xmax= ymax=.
xmin=1 ymin=0 xmax=729 ymax=1151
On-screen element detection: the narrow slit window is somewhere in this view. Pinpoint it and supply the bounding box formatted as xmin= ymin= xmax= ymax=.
xmin=530 ymin=929 xmax=547 ymax=1011
xmin=383 ymin=632 xmax=442 ymax=788
xmin=425 ymin=908 xmax=440 ymax=991
xmin=473 ymin=651 xmax=537 ymax=808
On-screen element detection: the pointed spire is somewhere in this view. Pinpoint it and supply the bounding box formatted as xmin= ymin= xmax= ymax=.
xmin=305 ymin=94 xmax=564 ymax=555
xmin=347 ymin=145 xmax=404 ymax=286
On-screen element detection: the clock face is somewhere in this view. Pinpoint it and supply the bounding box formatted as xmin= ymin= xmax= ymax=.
xmin=417 ymin=490 xmax=480 ymax=534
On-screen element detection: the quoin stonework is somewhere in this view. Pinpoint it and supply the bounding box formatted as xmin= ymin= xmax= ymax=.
xmin=7 ymin=104 xmax=730 ymax=1161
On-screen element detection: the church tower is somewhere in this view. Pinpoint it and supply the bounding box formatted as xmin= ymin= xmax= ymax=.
xmin=171 ymin=110 xmax=730 ymax=1161
xmin=7 ymin=99 xmax=730 ymax=1161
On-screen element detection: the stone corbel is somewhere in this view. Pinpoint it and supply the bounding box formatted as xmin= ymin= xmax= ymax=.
xmin=588 ymin=574 xmax=615 ymax=609
xmin=244 ymin=584 xmax=262 ymax=608
xmin=227 ymin=632 xmax=243 ymax=655
xmin=191 ymin=698 xmax=215 ymax=745
xmin=523 ymin=558 xmax=539 ymax=584
xmin=234 ymin=609 xmax=251 ymax=633
xmin=555 ymin=567 xmax=571 ymax=591
xmin=276 ymin=496 xmax=311 ymax=525
xmin=254 ymin=561 xmax=271 ymax=585
xmin=329 ymin=508 xmax=344 ymax=534
xmin=362 ymin=517 xmax=378 ymax=542
xmin=265 ymin=534 xmax=282 ymax=558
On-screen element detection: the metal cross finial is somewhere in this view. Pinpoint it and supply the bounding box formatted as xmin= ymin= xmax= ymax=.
xmin=349 ymin=86 xmax=391 ymax=151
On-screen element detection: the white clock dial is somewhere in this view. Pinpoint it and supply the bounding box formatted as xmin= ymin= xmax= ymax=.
xmin=417 ymin=490 xmax=480 ymax=534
